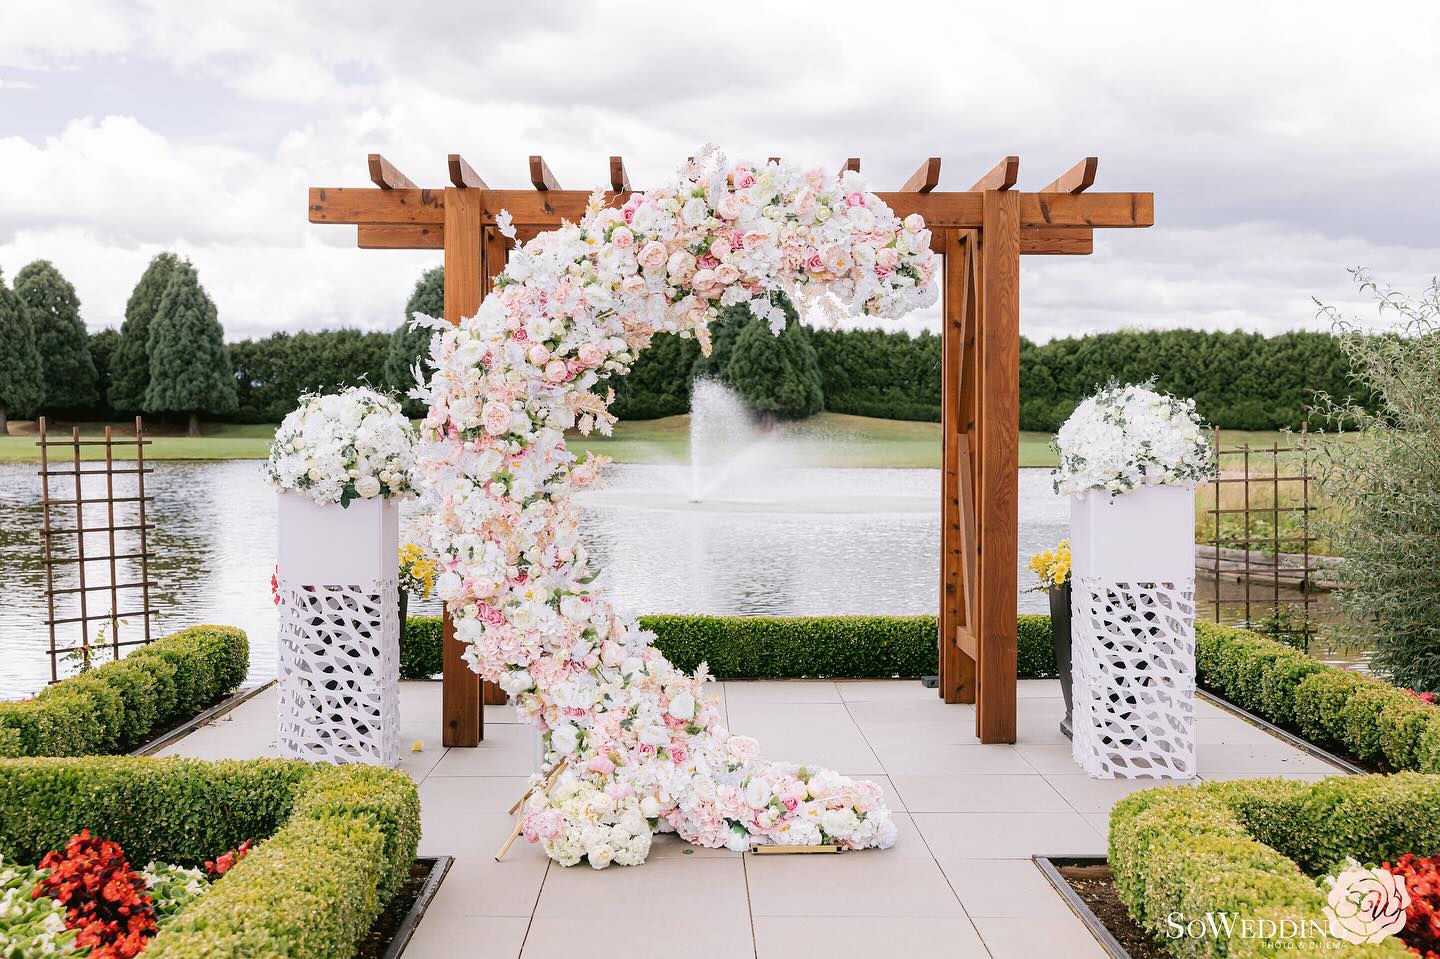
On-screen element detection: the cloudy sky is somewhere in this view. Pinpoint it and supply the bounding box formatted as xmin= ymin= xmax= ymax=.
xmin=1 ymin=0 xmax=1436 ymax=343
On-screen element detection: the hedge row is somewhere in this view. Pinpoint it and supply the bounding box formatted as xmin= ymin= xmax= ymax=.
xmin=1110 ymin=775 xmax=1440 ymax=958
xmin=1195 ymin=621 xmax=1440 ymax=773
xmin=0 ymin=625 xmax=250 ymax=758
xmin=0 ymin=756 xmax=420 ymax=959
xmin=399 ymin=614 xmax=1058 ymax=681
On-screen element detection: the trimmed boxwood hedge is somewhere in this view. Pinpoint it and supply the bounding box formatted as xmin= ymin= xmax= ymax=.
xmin=0 ymin=756 xmax=419 ymax=959
xmin=0 ymin=625 xmax=250 ymax=758
xmin=399 ymin=613 xmax=1058 ymax=681
xmin=1110 ymin=775 xmax=1440 ymax=958
xmin=1194 ymin=621 xmax=1440 ymax=773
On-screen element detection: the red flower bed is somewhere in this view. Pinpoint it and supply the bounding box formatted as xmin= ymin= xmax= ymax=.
xmin=204 ymin=838 xmax=253 ymax=879
xmin=1384 ymin=853 xmax=1440 ymax=959
xmin=35 ymin=829 xmax=157 ymax=959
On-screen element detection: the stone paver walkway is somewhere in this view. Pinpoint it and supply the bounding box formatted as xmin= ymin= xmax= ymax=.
xmin=161 ymin=679 xmax=1346 ymax=958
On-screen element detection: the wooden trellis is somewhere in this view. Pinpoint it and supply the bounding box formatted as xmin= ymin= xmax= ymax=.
xmin=308 ymin=151 xmax=1154 ymax=746
xmin=38 ymin=417 xmax=158 ymax=682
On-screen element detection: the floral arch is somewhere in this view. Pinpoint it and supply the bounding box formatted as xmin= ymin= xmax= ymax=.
xmin=306 ymin=147 xmax=1156 ymax=847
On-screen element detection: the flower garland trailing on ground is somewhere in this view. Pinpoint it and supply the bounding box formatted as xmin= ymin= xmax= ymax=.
xmin=262 ymin=386 xmax=418 ymax=507
xmin=1052 ymin=380 xmax=1215 ymax=497
xmin=411 ymin=146 xmax=937 ymax=866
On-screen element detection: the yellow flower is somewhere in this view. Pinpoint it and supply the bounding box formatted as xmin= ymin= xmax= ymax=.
xmin=1027 ymin=539 xmax=1071 ymax=589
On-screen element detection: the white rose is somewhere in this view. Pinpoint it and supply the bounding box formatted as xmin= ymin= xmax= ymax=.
xmin=681 ymin=197 xmax=709 ymax=226
xmin=354 ymin=475 xmax=382 ymax=498
xmin=667 ymin=691 xmax=695 ymax=722
xmin=640 ymin=795 xmax=659 ymax=818
xmin=551 ymin=723 xmax=580 ymax=756
xmin=743 ymin=779 xmax=770 ymax=809
xmin=435 ymin=571 xmax=464 ymax=601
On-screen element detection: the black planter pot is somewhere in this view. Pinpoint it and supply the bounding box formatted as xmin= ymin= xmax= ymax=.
xmin=1049 ymin=582 xmax=1074 ymax=739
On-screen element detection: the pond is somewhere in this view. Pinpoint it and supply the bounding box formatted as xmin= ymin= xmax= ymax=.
xmin=0 ymin=460 xmax=1342 ymax=699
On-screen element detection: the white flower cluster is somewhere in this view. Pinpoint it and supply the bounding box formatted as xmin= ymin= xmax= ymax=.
xmin=521 ymin=775 xmax=652 ymax=869
xmin=142 ymin=861 xmax=210 ymax=922
xmin=0 ymin=855 xmax=79 ymax=955
xmin=413 ymin=147 xmax=934 ymax=866
xmin=262 ymin=386 xmax=418 ymax=506
xmin=1053 ymin=382 xmax=1215 ymax=496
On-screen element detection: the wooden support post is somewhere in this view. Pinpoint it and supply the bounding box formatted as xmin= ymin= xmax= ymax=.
xmin=939 ymin=230 xmax=976 ymax=704
xmin=976 ymin=192 xmax=1020 ymax=744
xmin=479 ymin=224 xmax=511 ymax=708
xmin=442 ymin=186 xmax=485 ymax=747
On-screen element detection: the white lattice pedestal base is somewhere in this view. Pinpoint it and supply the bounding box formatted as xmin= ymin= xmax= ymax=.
xmin=276 ymin=493 xmax=400 ymax=767
xmin=1070 ymin=486 xmax=1197 ymax=779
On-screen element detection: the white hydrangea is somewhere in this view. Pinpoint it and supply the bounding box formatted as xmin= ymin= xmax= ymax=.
xmin=262 ymin=386 xmax=418 ymax=506
xmin=1053 ymin=382 xmax=1215 ymax=497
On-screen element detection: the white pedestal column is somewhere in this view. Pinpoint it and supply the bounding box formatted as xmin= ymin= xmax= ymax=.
xmin=1070 ymin=484 xmax=1196 ymax=779
xmin=275 ymin=492 xmax=400 ymax=767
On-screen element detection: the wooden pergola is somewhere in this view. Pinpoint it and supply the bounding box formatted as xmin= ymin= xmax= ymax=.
xmin=307 ymin=152 xmax=1153 ymax=746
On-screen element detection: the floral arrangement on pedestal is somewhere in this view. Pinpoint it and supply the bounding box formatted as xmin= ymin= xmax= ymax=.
xmin=410 ymin=145 xmax=936 ymax=865
xmin=1027 ymin=539 xmax=1071 ymax=592
xmin=1052 ymin=381 xmax=1214 ymax=496
xmin=398 ymin=543 xmax=437 ymax=600
xmin=262 ymin=386 xmax=417 ymax=506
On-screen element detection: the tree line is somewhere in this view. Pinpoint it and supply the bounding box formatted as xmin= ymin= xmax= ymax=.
xmin=0 ymin=260 xmax=1368 ymax=433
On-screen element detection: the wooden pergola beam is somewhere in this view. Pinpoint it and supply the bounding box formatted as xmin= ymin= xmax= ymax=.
xmin=448 ymin=153 xmax=489 ymax=189
xmin=358 ymin=225 xmax=443 ymax=249
xmin=609 ymin=156 xmax=632 ymax=193
xmin=1041 ymin=157 xmax=1098 ymax=194
xmin=368 ymin=153 xmax=417 ymax=190
xmin=767 ymin=156 xmax=781 ymax=165
xmin=900 ymin=157 xmax=941 ymax=193
xmin=969 ymin=156 xmax=1019 ymax=192
xmin=309 ymin=187 xmax=1153 ymax=230
xmin=838 ymin=157 xmax=860 ymax=176
xmin=529 ymin=155 xmax=560 ymax=192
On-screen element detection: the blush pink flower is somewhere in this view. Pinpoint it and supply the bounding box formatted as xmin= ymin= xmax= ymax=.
xmin=482 ymin=401 xmax=513 ymax=436
xmin=637 ymin=241 xmax=668 ymax=270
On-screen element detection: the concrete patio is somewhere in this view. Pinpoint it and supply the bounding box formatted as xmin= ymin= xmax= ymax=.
xmin=160 ymin=679 xmax=1346 ymax=959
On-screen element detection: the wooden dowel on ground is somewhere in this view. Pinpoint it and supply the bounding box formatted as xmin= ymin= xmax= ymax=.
xmin=497 ymin=760 xmax=568 ymax=861
xmin=507 ymin=759 xmax=568 ymax=815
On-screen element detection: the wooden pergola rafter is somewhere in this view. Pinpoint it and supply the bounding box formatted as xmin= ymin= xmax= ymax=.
xmin=309 ymin=151 xmax=1153 ymax=748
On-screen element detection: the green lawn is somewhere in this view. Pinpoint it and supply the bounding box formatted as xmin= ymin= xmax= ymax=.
xmin=0 ymin=416 xmax=1301 ymax=470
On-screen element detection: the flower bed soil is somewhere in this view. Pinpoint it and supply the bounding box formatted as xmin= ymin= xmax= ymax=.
xmin=355 ymin=857 xmax=450 ymax=959
xmin=1058 ymin=863 xmax=1168 ymax=959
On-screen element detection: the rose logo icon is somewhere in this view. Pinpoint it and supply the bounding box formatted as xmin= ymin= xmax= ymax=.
xmin=1324 ymin=864 xmax=1410 ymax=944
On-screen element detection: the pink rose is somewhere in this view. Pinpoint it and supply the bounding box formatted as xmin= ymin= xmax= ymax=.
xmin=522 ymin=808 xmax=564 ymax=842
xmin=732 ymin=168 xmax=757 ymax=190
xmin=714 ymin=263 xmax=741 ymax=285
xmin=620 ymin=275 xmax=647 ymax=298
xmin=845 ymin=191 xmax=866 ymax=207
xmin=715 ymin=195 xmax=741 ymax=220
xmin=512 ymin=327 xmax=528 ymax=342
xmin=709 ymin=237 xmax=732 ymax=259
xmin=482 ymin=401 xmax=513 ymax=436
xmin=804 ymin=252 xmax=825 ymax=274
xmin=610 ymin=226 xmax=634 ymax=247
xmin=692 ymin=268 xmax=717 ymax=291
xmin=726 ymin=735 xmax=760 ymax=762
xmin=599 ymin=641 xmax=624 ymax=666
xmin=637 ymin=240 xmax=668 ymax=269
xmin=578 ymin=342 xmax=607 ymax=366
xmin=586 ymin=754 xmax=616 ymax=776
xmin=670 ymin=744 xmax=689 ymax=765
xmin=571 ymin=462 xmax=595 ymax=487
xmin=903 ymin=213 xmax=925 ymax=233
xmin=876 ymin=247 xmax=899 ymax=270
xmin=527 ymin=343 xmax=551 ymax=366
xmin=743 ymin=230 xmax=770 ymax=249
xmin=544 ymin=360 xmax=568 ymax=383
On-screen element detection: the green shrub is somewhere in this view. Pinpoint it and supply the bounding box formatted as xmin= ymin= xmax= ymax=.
xmin=401 ymin=613 xmax=1058 ymax=681
xmin=1110 ymin=776 xmax=1427 ymax=958
xmin=0 ymin=625 xmax=249 ymax=757
xmin=0 ymin=756 xmax=418 ymax=959
xmin=1194 ymin=621 xmax=1440 ymax=773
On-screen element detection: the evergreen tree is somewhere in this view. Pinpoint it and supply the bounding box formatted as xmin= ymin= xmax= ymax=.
xmin=15 ymin=260 xmax=97 ymax=412
xmin=722 ymin=304 xmax=824 ymax=422
xmin=691 ymin=305 xmax=749 ymax=383
xmin=0 ymin=269 xmax=45 ymax=434
xmin=384 ymin=266 xmax=444 ymax=414
xmin=609 ymin=330 xmax=701 ymax=419
xmin=111 ymin=253 xmax=180 ymax=413
xmin=142 ymin=260 xmax=237 ymax=435
xmin=88 ymin=328 xmax=122 ymax=418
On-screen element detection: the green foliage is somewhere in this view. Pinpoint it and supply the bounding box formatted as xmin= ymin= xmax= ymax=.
xmin=0 ymin=268 xmax=45 ymax=428
xmin=15 ymin=260 xmax=97 ymax=412
xmin=1314 ymin=274 xmax=1440 ymax=693
xmin=384 ymin=266 xmax=444 ymax=416
xmin=111 ymin=253 xmax=180 ymax=413
xmin=143 ymin=260 xmax=238 ymax=419
xmin=722 ymin=308 xmax=824 ymax=420
xmin=1194 ymin=621 xmax=1440 ymax=773
xmin=0 ymin=757 xmax=419 ymax=959
xmin=229 ymin=329 xmax=391 ymax=422
xmin=400 ymin=613 xmax=1056 ymax=680
xmin=609 ymin=330 xmax=702 ymax=419
xmin=0 ymin=625 xmax=249 ymax=757
xmin=87 ymin=327 xmax=122 ymax=415
xmin=1109 ymin=777 xmax=1422 ymax=958
xmin=811 ymin=326 xmax=942 ymax=421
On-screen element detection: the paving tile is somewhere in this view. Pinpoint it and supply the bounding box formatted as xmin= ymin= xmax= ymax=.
xmin=1195 ymin=742 xmax=1345 ymax=775
xmin=430 ymin=723 xmax=540 ymax=777
xmin=522 ymin=916 xmax=753 ymax=958
xmin=423 ymin=854 xmax=549 ymax=917
xmin=402 ymin=914 xmax=529 ymax=959
xmin=936 ymin=857 xmax=1080 ymax=919
xmin=1017 ymin=679 xmax=1064 ymax=699
xmin=890 ymin=774 xmax=1072 ymax=813
xmin=913 ymin=812 xmax=1105 ymax=859
xmin=1043 ymin=774 xmax=1198 ymax=814
xmin=724 ymin=703 xmax=882 ymax=774
xmin=853 ymin=718 xmax=981 ymax=748
xmin=722 ymin=680 xmax=841 ymax=704
xmin=535 ymin=856 xmax=749 ymax=919
xmin=874 ymin=742 xmax=1034 ymax=776
xmin=835 ymin=680 xmax=940 ymax=702
xmin=972 ymin=914 xmax=1109 ymax=959
xmin=754 ymin=916 xmax=988 ymax=958
xmin=746 ymin=850 xmax=964 ymax=917
xmin=843 ymin=699 xmax=966 ymax=724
